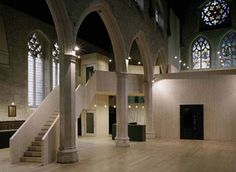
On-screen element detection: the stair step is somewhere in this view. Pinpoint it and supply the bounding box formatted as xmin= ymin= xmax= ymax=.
xmin=41 ymin=128 xmax=48 ymax=131
xmin=49 ymin=116 xmax=57 ymax=119
xmin=35 ymin=136 xmax=42 ymax=141
xmin=47 ymin=120 xmax=54 ymax=123
xmin=24 ymin=151 xmax=42 ymax=157
xmin=38 ymin=131 xmax=46 ymax=136
xmin=28 ymin=145 xmax=41 ymax=151
xmin=41 ymin=126 xmax=50 ymax=130
xmin=21 ymin=156 xmax=41 ymax=162
xmin=32 ymin=141 xmax=42 ymax=146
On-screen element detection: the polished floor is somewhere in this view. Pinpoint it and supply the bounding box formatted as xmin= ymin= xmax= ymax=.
xmin=1 ymin=137 xmax=236 ymax=172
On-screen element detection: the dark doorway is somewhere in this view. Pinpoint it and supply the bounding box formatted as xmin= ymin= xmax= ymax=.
xmin=86 ymin=112 xmax=94 ymax=134
xmin=180 ymin=104 xmax=204 ymax=140
xmin=109 ymin=107 xmax=116 ymax=134
xmin=86 ymin=66 xmax=94 ymax=82
xmin=77 ymin=118 xmax=81 ymax=136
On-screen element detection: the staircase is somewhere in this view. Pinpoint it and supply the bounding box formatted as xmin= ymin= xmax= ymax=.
xmin=20 ymin=112 xmax=58 ymax=163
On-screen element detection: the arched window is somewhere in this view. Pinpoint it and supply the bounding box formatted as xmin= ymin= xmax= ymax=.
xmin=192 ymin=37 xmax=211 ymax=69
xmin=201 ymin=0 xmax=230 ymax=26
xmin=28 ymin=33 xmax=44 ymax=107
xmin=52 ymin=42 xmax=60 ymax=88
xmin=219 ymin=31 xmax=236 ymax=67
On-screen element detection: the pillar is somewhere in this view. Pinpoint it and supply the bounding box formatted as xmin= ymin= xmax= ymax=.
xmin=57 ymin=54 xmax=78 ymax=163
xmin=115 ymin=72 xmax=129 ymax=146
xmin=144 ymin=81 xmax=155 ymax=139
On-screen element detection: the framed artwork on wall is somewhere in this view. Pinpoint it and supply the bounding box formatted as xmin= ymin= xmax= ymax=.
xmin=8 ymin=105 xmax=16 ymax=117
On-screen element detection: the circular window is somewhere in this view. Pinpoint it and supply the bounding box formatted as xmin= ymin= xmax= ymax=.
xmin=201 ymin=0 xmax=229 ymax=26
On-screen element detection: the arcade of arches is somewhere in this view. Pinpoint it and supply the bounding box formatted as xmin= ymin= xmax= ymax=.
xmin=0 ymin=0 xmax=236 ymax=170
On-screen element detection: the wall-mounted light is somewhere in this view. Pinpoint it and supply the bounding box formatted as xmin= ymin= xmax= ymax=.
xmin=179 ymin=60 xmax=182 ymax=63
xmin=142 ymin=106 xmax=144 ymax=109
xmin=174 ymin=56 xmax=178 ymax=59
xmin=104 ymin=105 xmax=107 ymax=108
xmin=113 ymin=105 xmax=116 ymax=108
xmin=128 ymin=56 xmax=132 ymax=60
xmin=128 ymin=105 xmax=131 ymax=109
xmin=74 ymin=46 xmax=80 ymax=52
xmin=94 ymin=104 xmax=97 ymax=108
xmin=138 ymin=61 xmax=141 ymax=65
xmin=135 ymin=105 xmax=138 ymax=109
xmin=109 ymin=59 xmax=112 ymax=63
xmin=183 ymin=63 xmax=186 ymax=67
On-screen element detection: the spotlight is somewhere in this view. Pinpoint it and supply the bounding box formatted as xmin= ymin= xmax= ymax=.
xmin=74 ymin=46 xmax=80 ymax=51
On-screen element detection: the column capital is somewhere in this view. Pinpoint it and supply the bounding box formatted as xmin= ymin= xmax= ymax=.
xmin=64 ymin=54 xmax=77 ymax=63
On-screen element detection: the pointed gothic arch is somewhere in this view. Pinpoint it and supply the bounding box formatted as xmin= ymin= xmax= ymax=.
xmin=75 ymin=2 xmax=127 ymax=73
xmin=128 ymin=31 xmax=153 ymax=82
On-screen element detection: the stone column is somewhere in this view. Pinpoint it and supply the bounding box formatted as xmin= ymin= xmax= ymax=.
xmin=144 ymin=81 xmax=155 ymax=139
xmin=115 ymin=72 xmax=129 ymax=147
xmin=57 ymin=54 xmax=78 ymax=163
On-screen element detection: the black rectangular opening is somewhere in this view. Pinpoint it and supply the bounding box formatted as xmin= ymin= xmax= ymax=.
xmin=180 ymin=104 xmax=204 ymax=140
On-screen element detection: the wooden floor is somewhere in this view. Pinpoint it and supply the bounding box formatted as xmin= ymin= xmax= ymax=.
xmin=1 ymin=137 xmax=236 ymax=172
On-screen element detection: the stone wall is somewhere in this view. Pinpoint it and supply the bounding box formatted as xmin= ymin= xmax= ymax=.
xmin=180 ymin=0 xmax=236 ymax=69
xmin=0 ymin=3 xmax=56 ymax=121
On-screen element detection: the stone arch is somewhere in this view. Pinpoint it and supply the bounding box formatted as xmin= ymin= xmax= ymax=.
xmin=75 ymin=2 xmax=127 ymax=72
xmin=154 ymin=47 xmax=168 ymax=74
xmin=128 ymin=31 xmax=153 ymax=82
xmin=46 ymin=0 xmax=75 ymax=54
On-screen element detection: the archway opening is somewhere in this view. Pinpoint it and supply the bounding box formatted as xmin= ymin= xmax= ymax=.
xmin=127 ymin=40 xmax=145 ymax=126
xmin=76 ymin=11 xmax=116 ymax=138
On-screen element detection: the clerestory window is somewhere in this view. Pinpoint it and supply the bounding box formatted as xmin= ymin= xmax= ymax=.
xmin=192 ymin=36 xmax=211 ymax=69
xmin=219 ymin=31 xmax=236 ymax=67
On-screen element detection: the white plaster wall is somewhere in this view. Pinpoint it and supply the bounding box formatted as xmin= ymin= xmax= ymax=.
xmin=95 ymin=95 xmax=109 ymax=136
xmin=153 ymin=72 xmax=236 ymax=141
xmin=128 ymin=65 xmax=144 ymax=74
xmin=128 ymin=103 xmax=145 ymax=125
xmin=153 ymin=66 xmax=160 ymax=75
xmin=81 ymin=53 xmax=109 ymax=84
xmin=80 ymin=95 xmax=109 ymax=137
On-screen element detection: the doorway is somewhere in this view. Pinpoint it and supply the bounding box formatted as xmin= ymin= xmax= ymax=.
xmin=180 ymin=104 xmax=204 ymax=140
xmin=109 ymin=106 xmax=116 ymax=134
xmin=86 ymin=112 xmax=95 ymax=135
xmin=86 ymin=65 xmax=94 ymax=82
xmin=77 ymin=118 xmax=81 ymax=136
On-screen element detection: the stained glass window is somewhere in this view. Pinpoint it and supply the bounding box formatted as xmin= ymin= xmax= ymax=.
xmin=52 ymin=42 xmax=60 ymax=88
xmin=28 ymin=33 xmax=44 ymax=107
xmin=192 ymin=37 xmax=211 ymax=69
xmin=219 ymin=31 xmax=236 ymax=67
xmin=201 ymin=0 xmax=230 ymax=26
